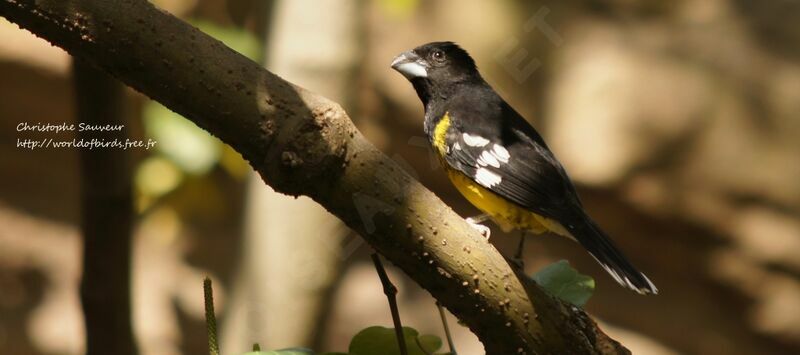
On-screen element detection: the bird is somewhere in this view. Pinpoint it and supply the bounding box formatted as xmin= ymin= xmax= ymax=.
xmin=391 ymin=41 xmax=657 ymax=295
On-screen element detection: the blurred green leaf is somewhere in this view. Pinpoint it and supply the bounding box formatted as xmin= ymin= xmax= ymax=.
xmin=220 ymin=144 xmax=250 ymax=179
xmin=349 ymin=326 xmax=444 ymax=355
xmin=416 ymin=334 xmax=444 ymax=354
xmin=243 ymin=348 xmax=315 ymax=355
xmin=230 ymin=326 xmax=448 ymax=355
xmin=532 ymin=260 xmax=595 ymax=307
xmin=143 ymin=103 xmax=220 ymax=174
xmin=135 ymin=155 xmax=183 ymax=200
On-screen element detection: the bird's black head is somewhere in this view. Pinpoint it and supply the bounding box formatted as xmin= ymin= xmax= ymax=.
xmin=391 ymin=42 xmax=481 ymax=105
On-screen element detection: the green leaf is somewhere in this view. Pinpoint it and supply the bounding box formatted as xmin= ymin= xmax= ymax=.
xmin=243 ymin=348 xmax=315 ymax=355
xmin=135 ymin=155 xmax=184 ymax=202
xmin=142 ymin=102 xmax=221 ymax=174
xmin=416 ymin=334 xmax=443 ymax=354
xmin=532 ymin=260 xmax=595 ymax=307
xmin=349 ymin=326 xmax=444 ymax=355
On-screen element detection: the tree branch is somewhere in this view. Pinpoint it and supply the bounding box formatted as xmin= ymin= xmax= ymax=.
xmin=0 ymin=0 xmax=629 ymax=353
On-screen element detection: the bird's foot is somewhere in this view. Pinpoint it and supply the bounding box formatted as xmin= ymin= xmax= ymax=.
xmin=466 ymin=217 xmax=491 ymax=239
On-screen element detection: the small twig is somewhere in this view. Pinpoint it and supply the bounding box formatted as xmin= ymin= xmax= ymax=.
xmin=436 ymin=302 xmax=457 ymax=355
xmin=371 ymin=253 xmax=409 ymax=355
xmin=203 ymin=277 xmax=220 ymax=355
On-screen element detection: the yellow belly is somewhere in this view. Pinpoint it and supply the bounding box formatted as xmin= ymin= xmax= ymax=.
xmin=431 ymin=111 xmax=569 ymax=237
xmin=446 ymin=167 xmax=569 ymax=237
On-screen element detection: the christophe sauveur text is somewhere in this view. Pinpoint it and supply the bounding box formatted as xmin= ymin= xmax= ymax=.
xmin=17 ymin=122 xmax=123 ymax=133
xmin=16 ymin=122 xmax=157 ymax=150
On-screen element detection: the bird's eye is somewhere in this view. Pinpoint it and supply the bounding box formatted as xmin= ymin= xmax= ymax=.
xmin=431 ymin=50 xmax=445 ymax=62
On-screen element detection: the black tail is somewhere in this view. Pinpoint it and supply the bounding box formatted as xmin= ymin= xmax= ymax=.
xmin=565 ymin=211 xmax=658 ymax=295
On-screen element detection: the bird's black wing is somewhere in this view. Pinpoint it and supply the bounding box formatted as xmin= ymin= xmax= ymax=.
xmin=441 ymin=104 xmax=658 ymax=294
xmin=441 ymin=104 xmax=580 ymax=221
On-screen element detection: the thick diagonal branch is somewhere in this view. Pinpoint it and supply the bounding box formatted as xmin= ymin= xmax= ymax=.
xmin=0 ymin=1 xmax=629 ymax=353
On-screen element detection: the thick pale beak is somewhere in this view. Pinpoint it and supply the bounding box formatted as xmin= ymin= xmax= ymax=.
xmin=391 ymin=51 xmax=428 ymax=79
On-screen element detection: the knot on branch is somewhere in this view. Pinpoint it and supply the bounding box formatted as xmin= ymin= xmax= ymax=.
xmin=281 ymin=151 xmax=303 ymax=168
xmin=260 ymin=100 xmax=351 ymax=198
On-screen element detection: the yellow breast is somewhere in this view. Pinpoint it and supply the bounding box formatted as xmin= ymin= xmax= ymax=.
xmin=432 ymin=112 xmax=569 ymax=237
xmin=445 ymin=167 xmax=549 ymax=233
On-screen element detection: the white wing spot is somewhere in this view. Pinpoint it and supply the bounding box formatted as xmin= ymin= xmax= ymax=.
xmin=462 ymin=133 xmax=490 ymax=147
xmin=474 ymin=168 xmax=502 ymax=187
xmin=476 ymin=145 xmax=510 ymax=168
xmin=478 ymin=150 xmax=500 ymax=168
xmin=492 ymin=144 xmax=510 ymax=162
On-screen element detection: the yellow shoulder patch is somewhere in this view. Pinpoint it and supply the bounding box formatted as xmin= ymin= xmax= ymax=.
xmin=432 ymin=112 xmax=451 ymax=154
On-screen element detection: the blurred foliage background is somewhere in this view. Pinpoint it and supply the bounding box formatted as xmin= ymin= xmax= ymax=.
xmin=1 ymin=0 xmax=799 ymax=354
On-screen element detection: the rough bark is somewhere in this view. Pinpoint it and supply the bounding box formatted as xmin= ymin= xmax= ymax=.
xmin=0 ymin=0 xmax=629 ymax=353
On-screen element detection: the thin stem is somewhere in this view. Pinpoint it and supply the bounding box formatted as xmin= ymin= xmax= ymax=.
xmin=437 ymin=302 xmax=457 ymax=355
xmin=371 ymin=253 xmax=409 ymax=355
xmin=203 ymin=277 xmax=220 ymax=355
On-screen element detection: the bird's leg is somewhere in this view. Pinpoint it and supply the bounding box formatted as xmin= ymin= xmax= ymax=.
xmin=465 ymin=214 xmax=491 ymax=239
xmin=513 ymin=230 xmax=526 ymax=269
